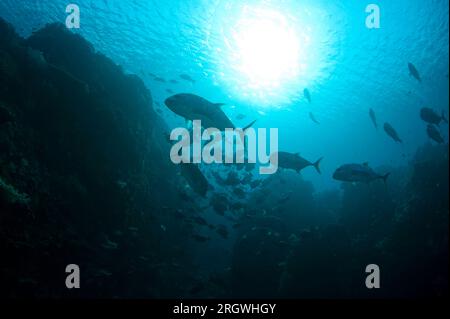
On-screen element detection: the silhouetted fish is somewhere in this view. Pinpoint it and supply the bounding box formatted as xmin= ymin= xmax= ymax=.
xmin=303 ymin=88 xmax=311 ymax=103
xmin=271 ymin=152 xmax=322 ymax=174
xmin=408 ymin=62 xmax=421 ymax=82
xmin=333 ymin=163 xmax=390 ymax=184
xmin=383 ymin=122 xmax=402 ymax=143
xmin=192 ymin=234 xmax=210 ymax=243
xmin=180 ymin=74 xmax=195 ymax=83
xmin=179 ymin=163 xmax=209 ymax=197
xmin=426 ymin=124 xmax=444 ymax=144
xmin=420 ymin=107 xmax=448 ymax=125
xmin=165 ymin=93 xmax=255 ymax=131
xmin=154 ymin=76 xmax=166 ymax=82
xmin=309 ymin=112 xmax=319 ymax=124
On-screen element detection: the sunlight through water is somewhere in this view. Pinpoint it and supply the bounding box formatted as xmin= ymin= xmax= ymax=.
xmin=207 ymin=1 xmax=336 ymax=108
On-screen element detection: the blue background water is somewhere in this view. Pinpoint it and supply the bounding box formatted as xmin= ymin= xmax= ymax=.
xmin=1 ymin=0 xmax=448 ymax=191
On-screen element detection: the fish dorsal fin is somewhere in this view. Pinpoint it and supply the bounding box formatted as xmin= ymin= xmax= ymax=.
xmin=362 ymin=162 xmax=369 ymax=167
xmin=214 ymin=103 xmax=225 ymax=108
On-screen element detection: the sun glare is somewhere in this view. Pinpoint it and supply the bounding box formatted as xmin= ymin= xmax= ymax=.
xmin=231 ymin=8 xmax=301 ymax=89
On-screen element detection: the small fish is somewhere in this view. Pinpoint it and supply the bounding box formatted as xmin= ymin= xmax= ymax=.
xmin=236 ymin=113 xmax=246 ymax=120
xmin=180 ymin=74 xmax=195 ymax=83
xmin=309 ymin=112 xmax=320 ymax=124
xmin=426 ymin=124 xmax=444 ymax=144
xmin=210 ymin=193 xmax=229 ymax=216
xmin=408 ymin=62 xmax=421 ymax=82
xmin=303 ymin=88 xmax=311 ymax=103
xmin=383 ymin=122 xmax=402 ymax=143
xmin=369 ymin=108 xmax=377 ymax=129
xmin=169 ymin=79 xmax=179 ymax=84
xmin=153 ymin=77 xmax=166 ymax=83
xmin=148 ymin=72 xmax=157 ymax=77
xmin=101 ymin=239 xmax=118 ymax=250
xmin=166 ymin=88 xmax=174 ymax=94
xmin=420 ymin=107 xmax=448 ymax=126
xmin=192 ymin=216 xmax=208 ymax=226
xmin=216 ymin=225 xmax=229 ymax=239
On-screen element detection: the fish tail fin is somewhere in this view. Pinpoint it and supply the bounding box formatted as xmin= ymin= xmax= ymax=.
xmin=442 ymin=111 xmax=448 ymax=124
xmin=313 ymin=157 xmax=323 ymax=174
xmin=243 ymin=120 xmax=257 ymax=131
xmin=381 ymin=173 xmax=390 ymax=185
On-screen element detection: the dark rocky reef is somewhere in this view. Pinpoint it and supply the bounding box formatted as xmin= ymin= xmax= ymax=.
xmin=0 ymin=19 xmax=196 ymax=298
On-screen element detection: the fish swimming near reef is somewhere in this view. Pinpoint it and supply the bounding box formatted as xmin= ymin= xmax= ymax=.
xmin=408 ymin=62 xmax=421 ymax=82
xmin=383 ymin=122 xmax=402 ymax=143
xmin=309 ymin=112 xmax=320 ymax=124
xmin=271 ymin=152 xmax=322 ymax=174
xmin=426 ymin=124 xmax=444 ymax=144
xmin=165 ymin=93 xmax=255 ymax=131
xmin=420 ymin=107 xmax=448 ymax=126
xmin=180 ymin=74 xmax=195 ymax=83
xmin=369 ymin=108 xmax=377 ymax=129
xmin=303 ymin=88 xmax=311 ymax=103
xmin=333 ymin=163 xmax=390 ymax=184
xmin=179 ymin=163 xmax=209 ymax=197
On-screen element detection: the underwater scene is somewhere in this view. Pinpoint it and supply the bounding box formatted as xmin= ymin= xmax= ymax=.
xmin=0 ymin=0 xmax=448 ymax=300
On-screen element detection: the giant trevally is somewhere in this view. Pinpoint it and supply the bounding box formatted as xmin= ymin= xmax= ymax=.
xmin=271 ymin=152 xmax=322 ymax=174
xmin=333 ymin=163 xmax=390 ymax=184
xmin=426 ymin=124 xmax=444 ymax=144
xmin=369 ymin=108 xmax=377 ymax=129
xmin=164 ymin=93 xmax=255 ymax=131
xmin=420 ymin=107 xmax=448 ymax=126
xmin=408 ymin=62 xmax=421 ymax=82
xmin=383 ymin=122 xmax=402 ymax=143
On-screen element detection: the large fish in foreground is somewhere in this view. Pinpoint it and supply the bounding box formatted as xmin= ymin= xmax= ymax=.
xmin=333 ymin=163 xmax=390 ymax=184
xmin=383 ymin=122 xmax=402 ymax=143
xmin=271 ymin=152 xmax=322 ymax=174
xmin=408 ymin=62 xmax=421 ymax=82
xmin=420 ymin=107 xmax=448 ymax=126
xmin=165 ymin=93 xmax=255 ymax=131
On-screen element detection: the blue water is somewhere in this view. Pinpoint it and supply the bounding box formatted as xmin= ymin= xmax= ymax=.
xmin=1 ymin=0 xmax=448 ymax=191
